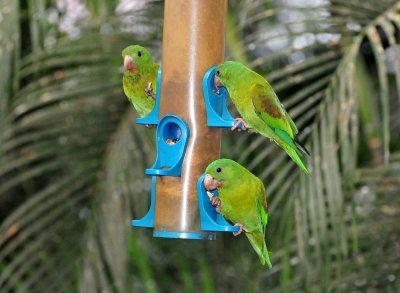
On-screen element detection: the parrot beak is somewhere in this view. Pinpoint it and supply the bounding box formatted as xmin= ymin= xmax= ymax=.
xmin=213 ymin=76 xmax=223 ymax=95
xmin=124 ymin=55 xmax=137 ymax=73
xmin=204 ymin=174 xmax=222 ymax=190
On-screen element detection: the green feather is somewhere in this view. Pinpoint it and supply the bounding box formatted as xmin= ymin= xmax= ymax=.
xmin=276 ymin=136 xmax=309 ymax=174
xmin=215 ymin=61 xmax=309 ymax=174
xmin=205 ymin=159 xmax=272 ymax=268
xmin=122 ymin=45 xmax=159 ymax=117
xmin=246 ymin=231 xmax=272 ymax=268
xmin=284 ymin=108 xmax=299 ymax=135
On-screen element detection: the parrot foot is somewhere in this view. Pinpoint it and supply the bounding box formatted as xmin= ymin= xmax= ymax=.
xmin=206 ymin=191 xmax=214 ymax=199
xmin=207 ymin=192 xmax=221 ymax=213
xmin=233 ymin=223 xmax=248 ymax=236
xmin=145 ymin=124 xmax=155 ymax=128
xmin=231 ymin=118 xmax=252 ymax=133
xmin=145 ymin=82 xmax=156 ymax=100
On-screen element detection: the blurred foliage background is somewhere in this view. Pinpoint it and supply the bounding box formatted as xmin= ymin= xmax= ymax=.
xmin=1 ymin=0 xmax=400 ymax=292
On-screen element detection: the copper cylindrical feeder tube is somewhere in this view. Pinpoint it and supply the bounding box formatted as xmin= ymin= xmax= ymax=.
xmin=153 ymin=0 xmax=227 ymax=239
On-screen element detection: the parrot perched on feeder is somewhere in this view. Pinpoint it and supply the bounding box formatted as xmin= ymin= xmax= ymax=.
xmin=204 ymin=158 xmax=272 ymax=268
xmin=213 ymin=61 xmax=310 ymax=174
xmin=122 ymin=45 xmax=159 ymax=118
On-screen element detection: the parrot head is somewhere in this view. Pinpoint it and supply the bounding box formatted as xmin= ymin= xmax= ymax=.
xmin=122 ymin=45 xmax=154 ymax=75
xmin=204 ymin=158 xmax=245 ymax=191
xmin=213 ymin=61 xmax=245 ymax=93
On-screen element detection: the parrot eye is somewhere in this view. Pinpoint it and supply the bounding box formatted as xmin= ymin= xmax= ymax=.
xmin=216 ymin=167 xmax=222 ymax=173
xmin=216 ymin=69 xmax=221 ymax=76
xmin=137 ymin=51 xmax=142 ymax=57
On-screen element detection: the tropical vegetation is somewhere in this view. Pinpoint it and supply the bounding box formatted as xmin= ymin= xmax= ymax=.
xmin=1 ymin=0 xmax=400 ymax=292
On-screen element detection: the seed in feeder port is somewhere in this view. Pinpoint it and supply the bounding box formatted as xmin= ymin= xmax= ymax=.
xmin=166 ymin=138 xmax=179 ymax=145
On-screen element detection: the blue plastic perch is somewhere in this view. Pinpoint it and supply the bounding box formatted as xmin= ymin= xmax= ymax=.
xmin=146 ymin=115 xmax=190 ymax=177
xmin=197 ymin=173 xmax=240 ymax=233
xmin=202 ymin=66 xmax=238 ymax=128
xmin=131 ymin=176 xmax=156 ymax=228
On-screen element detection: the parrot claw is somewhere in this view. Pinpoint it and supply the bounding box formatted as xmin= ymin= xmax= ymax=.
xmin=209 ymin=196 xmax=221 ymax=207
xmin=209 ymin=196 xmax=221 ymax=213
xmin=145 ymin=124 xmax=155 ymax=128
xmin=231 ymin=118 xmax=251 ymax=132
xmin=233 ymin=223 xmax=248 ymax=236
xmin=145 ymin=82 xmax=156 ymax=100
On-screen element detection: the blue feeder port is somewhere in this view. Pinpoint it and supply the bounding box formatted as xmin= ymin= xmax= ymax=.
xmin=136 ymin=66 xmax=162 ymax=125
xmin=202 ymin=66 xmax=240 ymax=128
xmin=197 ymin=173 xmax=240 ymax=233
xmin=133 ymin=69 xmax=242 ymax=239
xmin=146 ymin=115 xmax=190 ymax=177
xmin=131 ymin=175 xmax=217 ymax=240
xmin=131 ymin=176 xmax=156 ymax=228
xmin=153 ymin=229 xmax=216 ymax=240
xmin=131 ymin=173 xmax=238 ymax=238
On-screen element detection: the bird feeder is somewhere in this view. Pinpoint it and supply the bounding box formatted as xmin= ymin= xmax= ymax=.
xmin=132 ymin=0 xmax=239 ymax=239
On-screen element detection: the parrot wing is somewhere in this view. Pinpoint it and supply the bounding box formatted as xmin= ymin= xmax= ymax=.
xmin=256 ymin=198 xmax=268 ymax=229
xmin=248 ymin=187 xmax=271 ymax=268
xmin=255 ymin=181 xmax=268 ymax=232
xmin=250 ymin=83 xmax=299 ymax=150
xmin=282 ymin=105 xmax=298 ymax=135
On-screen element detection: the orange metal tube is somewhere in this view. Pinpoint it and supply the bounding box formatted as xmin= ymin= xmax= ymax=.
xmin=154 ymin=0 xmax=227 ymax=238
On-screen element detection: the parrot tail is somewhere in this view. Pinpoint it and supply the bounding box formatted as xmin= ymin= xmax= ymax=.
xmin=267 ymin=128 xmax=310 ymax=174
xmin=294 ymin=137 xmax=310 ymax=156
xmin=282 ymin=142 xmax=310 ymax=175
xmin=246 ymin=231 xmax=272 ymax=268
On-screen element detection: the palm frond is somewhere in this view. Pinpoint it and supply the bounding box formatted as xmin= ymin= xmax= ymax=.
xmin=223 ymin=0 xmax=400 ymax=289
xmin=0 ymin=0 xmax=400 ymax=292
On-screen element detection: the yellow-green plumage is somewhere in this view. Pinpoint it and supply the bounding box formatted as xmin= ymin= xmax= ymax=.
xmin=205 ymin=159 xmax=272 ymax=268
xmin=122 ymin=45 xmax=159 ymax=117
xmin=215 ymin=61 xmax=309 ymax=174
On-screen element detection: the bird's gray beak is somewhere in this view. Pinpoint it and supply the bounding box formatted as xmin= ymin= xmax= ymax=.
xmin=204 ymin=174 xmax=222 ymax=190
xmin=124 ymin=55 xmax=137 ymax=73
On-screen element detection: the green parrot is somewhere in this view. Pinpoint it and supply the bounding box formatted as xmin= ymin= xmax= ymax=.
xmin=122 ymin=45 xmax=159 ymax=117
xmin=204 ymin=158 xmax=272 ymax=268
xmin=213 ymin=61 xmax=310 ymax=174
